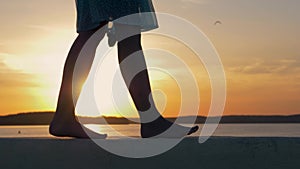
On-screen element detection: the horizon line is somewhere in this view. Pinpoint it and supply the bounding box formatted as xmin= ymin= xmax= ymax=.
xmin=1 ymin=111 xmax=300 ymax=118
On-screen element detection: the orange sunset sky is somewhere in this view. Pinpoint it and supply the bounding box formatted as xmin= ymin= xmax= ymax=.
xmin=0 ymin=0 xmax=299 ymax=117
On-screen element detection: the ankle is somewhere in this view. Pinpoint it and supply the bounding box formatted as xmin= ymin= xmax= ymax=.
xmin=51 ymin=113 xmax=78 ymax=124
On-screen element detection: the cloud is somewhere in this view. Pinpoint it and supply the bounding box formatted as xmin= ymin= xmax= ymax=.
xmin=180 ymin=0 xmax=208 ymax=5
xmin=0 ymin=59 xmax=38 ymax=87
xmin=177 ymin=0 xmax=210 ymax=9
xmin=228 ymin=58 xmax=300 ymax=74
xmin=25 ymin=24 xmax=72 ymax=33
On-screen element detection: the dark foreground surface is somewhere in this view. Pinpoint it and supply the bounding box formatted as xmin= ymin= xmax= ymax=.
xmin=0 ymin=137 xmax=299 ymax=169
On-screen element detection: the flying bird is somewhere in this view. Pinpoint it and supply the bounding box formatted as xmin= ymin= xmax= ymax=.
xmin=214 ymin=21 xmax=222 ymax=25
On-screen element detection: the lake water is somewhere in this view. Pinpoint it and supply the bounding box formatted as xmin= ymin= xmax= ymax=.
xmin=0 ymin=124 xmax=300 ymax=138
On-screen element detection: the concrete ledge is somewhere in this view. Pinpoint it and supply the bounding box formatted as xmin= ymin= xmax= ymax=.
xmin=0 ymin=137 xmax=300 ymax=169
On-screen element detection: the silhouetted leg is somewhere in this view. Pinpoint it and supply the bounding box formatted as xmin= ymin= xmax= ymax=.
xmin=50 ymin=22 xmax=108 ymax=139
xmin=116 ymin=24 xmax=199 ymax=138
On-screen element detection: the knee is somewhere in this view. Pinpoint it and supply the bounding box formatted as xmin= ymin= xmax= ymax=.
xmin=118 ymin=34 xmax=142 ymax=49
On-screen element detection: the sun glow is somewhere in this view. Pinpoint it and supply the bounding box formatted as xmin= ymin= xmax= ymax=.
xmin=75 ymin=34 xmax=210 ymax=118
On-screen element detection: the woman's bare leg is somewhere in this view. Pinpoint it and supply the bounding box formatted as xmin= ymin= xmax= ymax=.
xmin=49 ymin=22 xmax=108 ymax=138
xmin=116 ymin=24 xmax=199 ymax=138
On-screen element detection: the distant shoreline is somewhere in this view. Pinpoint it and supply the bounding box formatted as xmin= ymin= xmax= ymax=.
xmin=0 ymin=112 xmax=299 ymax=125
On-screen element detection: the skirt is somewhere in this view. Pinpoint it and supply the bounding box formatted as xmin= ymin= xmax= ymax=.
xmin=75 ymin=0 xmax=159 ymax=32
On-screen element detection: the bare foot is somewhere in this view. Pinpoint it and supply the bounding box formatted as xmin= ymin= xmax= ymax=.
xmin=141 ymin=116 xmax=199 ymax=138
xmin=49 ymin=117 xmax=107 ymax=139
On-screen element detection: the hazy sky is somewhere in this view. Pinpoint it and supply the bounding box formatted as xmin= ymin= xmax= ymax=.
xmin=0 ymin=0 xmax=299 ymax=116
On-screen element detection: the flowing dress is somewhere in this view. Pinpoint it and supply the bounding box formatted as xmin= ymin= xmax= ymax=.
xmin=76 ymin=0 xmax=159 ymax=32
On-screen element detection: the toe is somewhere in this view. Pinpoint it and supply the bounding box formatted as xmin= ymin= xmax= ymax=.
xmin=188 ymin=125 xmax=199 ymax=135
